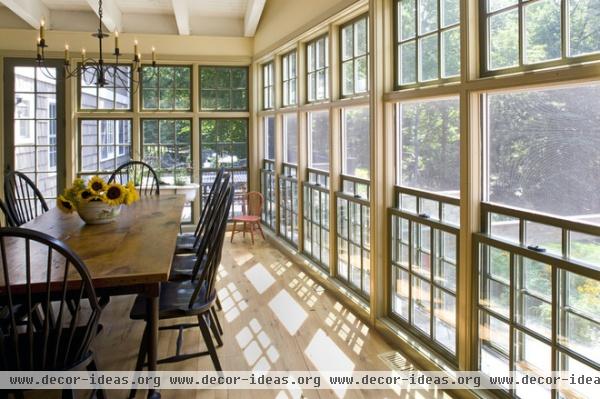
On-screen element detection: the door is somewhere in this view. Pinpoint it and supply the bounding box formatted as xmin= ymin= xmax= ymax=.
xmin=3 ymin=59 xmax=66 ymax=207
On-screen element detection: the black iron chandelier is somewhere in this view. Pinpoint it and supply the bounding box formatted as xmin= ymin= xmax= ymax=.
xmin=35 ymin=0 xmax=157 ymax=91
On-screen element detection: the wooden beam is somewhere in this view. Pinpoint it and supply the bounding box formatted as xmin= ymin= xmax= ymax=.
xmin=84 ymin=0 xmax=122 ymax=32
xmin=0 ymin=0 xmax=49 ymax=29
xmin=171 ymin=0 xmax=190 ymax=36
xmin=244 ymin=0 xmax=266 ymax=37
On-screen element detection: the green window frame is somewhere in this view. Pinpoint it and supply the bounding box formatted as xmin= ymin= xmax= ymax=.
xmin=199 ymin=66 xmax=249 ymax=111
xmin=79 ymin=64 xmax=132 ymax=111
xmin=395 ymin=0 xmax=460 ymax=87
xmin=340 ymin=15 xmax=369 ymax=97
xmin=140 ymin=65 xmax=192 ymax=111
xmin=481 ymin=0 xmax=600 ymax=75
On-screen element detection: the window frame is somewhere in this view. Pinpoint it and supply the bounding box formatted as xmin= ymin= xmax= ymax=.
xmin=139 ymin=64 xmax=193 ymax=112
xmin=262 ymin=62 xmax=275 ymax=110
xmin=393 ymin=0 xmax=461 ymax=89
xmin=77 ymin=63 xmax=133 ymax=112
xmin=199 ymin=65 xmax=249 ymax=112
xmin=281 ymin=50 xmax=298 ymax=107
xmin=77 ymin=118 xmax=133 ymax=177
xmin=339 ymin=13 xmax=370 ymax=98
xmin=306 ymin=34 xmax=330 ymax=103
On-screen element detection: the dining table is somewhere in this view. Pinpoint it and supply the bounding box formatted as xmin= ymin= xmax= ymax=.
xmin=11 ymin=194 xmax=186 ymax=399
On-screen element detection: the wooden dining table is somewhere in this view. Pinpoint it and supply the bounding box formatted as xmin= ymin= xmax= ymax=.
xmin=12 ymin=194 xmax=186 ymax=399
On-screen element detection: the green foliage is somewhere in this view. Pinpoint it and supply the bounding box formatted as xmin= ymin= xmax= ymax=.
xmin=200 ymin=67 xmax=248 ymax=111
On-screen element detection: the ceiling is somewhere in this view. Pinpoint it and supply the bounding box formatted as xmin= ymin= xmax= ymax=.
xmin=0 ymin=0 xmax=264 ymax=37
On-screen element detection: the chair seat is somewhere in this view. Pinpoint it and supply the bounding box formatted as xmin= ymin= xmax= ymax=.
xmin=232 ymin=215 xmax=260 ymax=222
xmin=0 ymin=325 xmax=100 ymax=371
xmin=169 ymin=254 xmax=207 ymax=281
xmin=130 ymin=281 xmax=216 ymax=321
xmin=175 ymin=234 xmax=198 ymax=254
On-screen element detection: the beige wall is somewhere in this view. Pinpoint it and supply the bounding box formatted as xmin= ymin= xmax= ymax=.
xmin=253 ymin=0 xmax=362 ymax=57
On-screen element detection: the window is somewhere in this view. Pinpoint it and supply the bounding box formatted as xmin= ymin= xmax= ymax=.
xmin=48 ymin=102 xmax=57 ymax=169
xmin=283 ymin=113 xmax=298 ymax=165
xmin=141 ymin=65 xmax=191 ymax=111
xmin=342 ymin=106 xmax=370 ymax=179
xmin=395 ymin=0 xmax=460 ymax=86
xmin=307 ymin=36 xmax=329 ymax=102
xmin=482 ymin=0 xmax=600 ymax=73
xmin=264 ymin=116 xmax=276 ymax=160
xmin=200 ymin=119 xmax=249 ymax=218
xmin=262 ymin=62 xmax=274 ymax=110
xmin=79 ymin=119 xmax=132 ymax=177
xmin=282 ymin=51 xmax=298 ymax=106
xmin=261 ymin=160 xmax=277 ymax=230
xmin=141 ymin=119 xmax=191 ymax=185
xmin=341 ymin=15 xmax=369 ymax=96
xmin=80 ymin=65 xmax=131 ymax=110
xmin=200 ymin=66 xmax=248 ymax=111
xmin=397 ymin=98 xmax=460 ymax=195
xmin=485 ymin=83 xmax=600 ymax=221
xmin=309 ymin=110 xmax=330 ymax=172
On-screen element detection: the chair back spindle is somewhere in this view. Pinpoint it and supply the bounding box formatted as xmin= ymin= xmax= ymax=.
xmin=109 ymin=161 xmax=160 ymax=196
xmin=4 ymin=172 xmax=49 ymax=226
xmin=245 ymin=192 xmax=264 ymax=219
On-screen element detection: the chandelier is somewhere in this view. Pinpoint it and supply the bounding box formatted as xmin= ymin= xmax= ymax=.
xmin=35 ymin=0 xmax=157 ymax=92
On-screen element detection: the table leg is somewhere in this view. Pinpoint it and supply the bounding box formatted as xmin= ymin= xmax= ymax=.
xmin=146 ymin=284 xmax=160 ymax=399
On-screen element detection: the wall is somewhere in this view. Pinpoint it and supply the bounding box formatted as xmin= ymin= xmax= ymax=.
xmin=253 ymin=0 xmax=362 ymax=57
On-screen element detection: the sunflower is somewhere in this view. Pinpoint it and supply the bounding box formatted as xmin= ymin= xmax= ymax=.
xmin=104 ymin=183 xmax=126 ymax=206
xmin=72 ymin=178 xmax=86 ymax=191
xmin=88 ymin=176 xmax=107 ymax=195
xmin=78 ymin=189 xmax=94 ymax=202
xmin=57 ymin=195 xmax=75 ymax=213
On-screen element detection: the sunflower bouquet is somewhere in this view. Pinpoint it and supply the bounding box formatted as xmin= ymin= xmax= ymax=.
xmin=57 ymin=176 xmax=140 ymax=223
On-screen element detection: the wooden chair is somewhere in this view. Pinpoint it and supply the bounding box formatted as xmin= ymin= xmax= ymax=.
xmin=0 ymin=227 xmax=104 ymax=399
xmin=129 ymin=184 xmax=232 ymax=398
xmin=0 ymin=199 xmax=17 ymax=227
xmin=4 ymin=171 xmax=49 ymax=226
xmin=108 ymin=161 xmax=160 ymax=196
xmin=175 ymin=168 xmax=225 ymax=254
xmin=230 ymin=191 xmax=265 ymax=244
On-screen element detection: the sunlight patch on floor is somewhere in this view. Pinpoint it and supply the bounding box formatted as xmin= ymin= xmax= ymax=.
xmin=244 ymin=263 xmax=276 ymax=294
xmin=235 ymin=318 xmax=280 ymax=372
xmin=268 ymin=289 xmax=308 ymax=336
xmin=218 ymin=282 xmax=247 ymax=322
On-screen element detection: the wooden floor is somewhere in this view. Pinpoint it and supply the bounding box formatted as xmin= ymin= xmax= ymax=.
xmin=32 ymin=233 xmax=451 ymax=399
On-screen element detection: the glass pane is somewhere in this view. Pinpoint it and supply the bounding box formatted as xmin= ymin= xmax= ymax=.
xmin=393 ymin=267 xmax=410 ymax=320
xmin=354 ymin=18 xmax=368 ymax=56
xmin=264 ymin=116 xmax=276 ymax=160
xmin=524 ymin=0 xmax=561 ymax=64
xmin=419 ymin=34 xmax=439 ymax=81
xmin=569 ymin=231 xmax=600 ymax=266
xmin=309 ymin=111 xmax=330 ymax=171
xmin=488 ymin=0 xmax=517 ymax=13
xmin=400 ymin=41 xmax=417 ymax=85
xmin=342 ymin=106 xmax=370 ymax=178
xmin=568 ymin=0 xmax=600 ymax=57
xmin=514 ymin=332 xmax=552 ymax=399
xmin=442 ymin=27 xmax=460 ymax=78
xmin=489 ymin=9 xmax=519 ymax=70
xmin=525 ymin=221 xmax=562 ymax=256
xmin=489 ymin=212 xmax=520 ymax=243
xmin=355 ymin=56 xmax=368 ymax=93
xmin=399 ymin=0 xmax=416 ymax=40
xmin=342 ymin=24 xmax=354 ymax=61
xmin=480 ymin=312 xmax=510 ymax=379
xmin=442 ymin=0 xmax=460 ymax=26
xmin=412 ymin=276 xmax=431 ymax=334
xmin=398 ymin=98 xmax=460 ymax=193
xmin=434 ymin=289 xmax=456 ymax=352
xmin=283 ymin=114 xmax=298 ymax=165
xmin=419 ymin=0 xmax=438 ymax=34
xmin=486 ymin=84 xmax=600 ymax=222
xmin=342 ymin=61 xmax=354 ymax=96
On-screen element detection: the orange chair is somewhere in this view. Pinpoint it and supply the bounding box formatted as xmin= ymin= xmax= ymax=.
xmin=231 ymin=191 xmax=265 ymax=244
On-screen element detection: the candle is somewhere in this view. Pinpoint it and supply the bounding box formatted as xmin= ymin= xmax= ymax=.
xmin=114 ymin=31 xmax=119 ymax=49
xmin=64 ymin=44 xmax=69 ymax=61
xmin=81 ymin=48 xmax=86 ymax=63
xmin=152 ymin=47 xmax=156 ymax=63
xmin=37 ymin=38 xmax=41 ymax=57
xmin=134 ymin=39 xmax=138 ymax=56
xmin=137 ymin=53 xmax=141 ymax=61
xmin=40 ymin=19 xmax=45 ymax=40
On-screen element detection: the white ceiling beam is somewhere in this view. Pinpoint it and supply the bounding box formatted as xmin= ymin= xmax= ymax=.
xmin=244 ymin=0 xmax=266 ymax=37
xmin=171 ymin=0 xmax=190 ymax=36
xmin=85 ymin=0 xmax=122 ymax=32
xmin=0 ymin=0 xmax=49 ymax=29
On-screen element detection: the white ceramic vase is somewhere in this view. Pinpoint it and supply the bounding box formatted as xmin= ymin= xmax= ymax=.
xmin=77 ymin=200 xmax=121 ymax=225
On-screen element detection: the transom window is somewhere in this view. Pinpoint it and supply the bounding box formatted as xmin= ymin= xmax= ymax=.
xmin=342 ymin=106 xmax=370 ymax=179
xmin=200 ymin=66 xmax=248 ymax=111
xmin=141 ymin=65 xmax=191 ymax=111
xmin=307 ymin=36 xmax=329 ymax=102
xmin=341 ymin=15 xmax=369 ymax=97
xmin=395 ymin=0 xmax=460 ymax=86
xmin=282 ymin=51 xmax=298 ymax=107
xmin=262 ymin=62 xmax=274 ymax=110
xmin=80 ymin=65 xmax=131 ymax=110
xmin=482 ymin=0 xmax=600 ymax=73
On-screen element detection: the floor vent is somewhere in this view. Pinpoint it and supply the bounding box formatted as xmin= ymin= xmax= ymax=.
xmin=378 ymin=351 xmax=413 ymax=371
